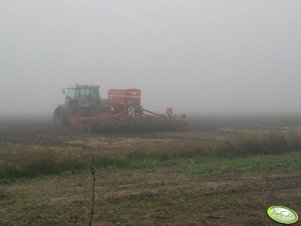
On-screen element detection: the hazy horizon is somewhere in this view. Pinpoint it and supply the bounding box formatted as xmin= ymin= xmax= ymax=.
xmin=1 ymin=1 xmax=301 ymax=115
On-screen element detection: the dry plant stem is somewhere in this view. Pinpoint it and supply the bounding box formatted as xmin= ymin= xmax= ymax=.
xmin=74 ymin=216 xmax=77 ymax=226
xmin=89 ymin=155 xmax=96 ymax=226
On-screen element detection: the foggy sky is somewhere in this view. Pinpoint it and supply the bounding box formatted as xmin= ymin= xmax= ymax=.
xmin=1 ymin=1 xmax=301 ymax=115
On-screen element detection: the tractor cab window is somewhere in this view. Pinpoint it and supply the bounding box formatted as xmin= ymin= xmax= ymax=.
xmin=65 ymin=88 xmax=75 ymax=103
xmin=79 ymin=88 xmax=89 ymax=97
xmin=70 ymin=87 xmax=100 ymax=99
xmin=89 ymin=88 xmax=100 ymax=98
xmin=74 ymin=88 xmax=86 ymax=98
xmin=74 ymin=88 xmax=81 ymax=98
xmin=80 ymin=88 xmax=100 ymax=98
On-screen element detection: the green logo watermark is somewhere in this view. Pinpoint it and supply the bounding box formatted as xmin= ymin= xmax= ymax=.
xmin=267 ymin=206 xmax=299 ymax=225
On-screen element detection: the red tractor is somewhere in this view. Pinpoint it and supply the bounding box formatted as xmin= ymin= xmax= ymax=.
xmin=54 ymin=84 xmax=187 ymax=132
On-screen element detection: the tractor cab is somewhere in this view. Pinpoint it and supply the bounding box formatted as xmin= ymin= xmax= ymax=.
xmin=62 ymin=84 xmax=103 ymax=116
xmin=64 ymin=85 xmax=101 ymax=104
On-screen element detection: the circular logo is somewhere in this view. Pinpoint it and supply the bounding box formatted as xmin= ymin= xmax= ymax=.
xmin=267 ymin=206 xmax=299 ymax=225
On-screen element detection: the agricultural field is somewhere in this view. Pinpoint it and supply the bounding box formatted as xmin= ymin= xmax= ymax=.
xmin=0 ymin=115 xmax=301 ymax=225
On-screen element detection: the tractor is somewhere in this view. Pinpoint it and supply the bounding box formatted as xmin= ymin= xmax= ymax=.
xmin=54 ymin=84 xmax=187 ymax=132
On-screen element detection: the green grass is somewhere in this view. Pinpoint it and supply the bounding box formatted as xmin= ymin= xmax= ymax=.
xmin=1 ymin=151 xmax=301 ymax=182
xmin=174 ymin=152 xmax=301 ymax=175
xmin=1 ymin=131 xmax=301 ymax=181
xmin=0 ymin=188 xmax=11 ymax=198
xmin=0 ymin=158 xmax=87 ymax=181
